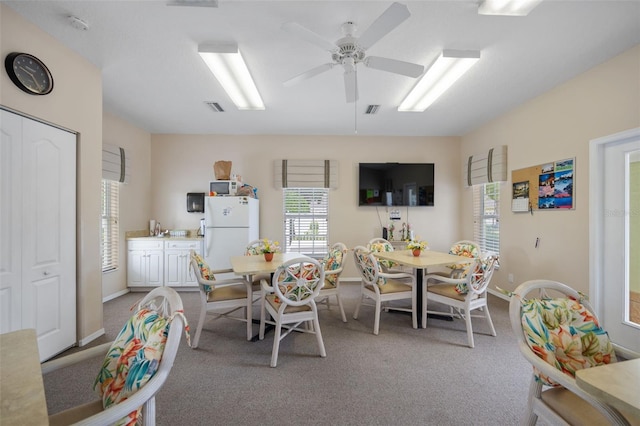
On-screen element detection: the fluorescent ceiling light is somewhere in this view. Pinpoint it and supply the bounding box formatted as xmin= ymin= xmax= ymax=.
xmin=478 ymin=0 xmax=542 ymax=16
xmin=167 ymin=0 xmax=218 ymax=7
xmin=198 ymin=43 xmax=265 ymax=110
xmin=398 ymin=50 xmax=480 ymax=112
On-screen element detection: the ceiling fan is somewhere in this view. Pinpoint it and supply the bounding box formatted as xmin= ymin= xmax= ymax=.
xmin=282 ymin=2 xmax=424 ymax=103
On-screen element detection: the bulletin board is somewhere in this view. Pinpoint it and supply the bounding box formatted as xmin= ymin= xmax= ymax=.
xmin=511 ymin=158 xmax=575 ymax=212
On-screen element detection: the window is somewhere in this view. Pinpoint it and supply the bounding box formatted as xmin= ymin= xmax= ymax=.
xmin=101 ymin=179 xmax=119 ymax=272
xmin=283 ymin=188 xmax=329 ymax=257
xmin=473 ymin=182 xmax=500 ymax=255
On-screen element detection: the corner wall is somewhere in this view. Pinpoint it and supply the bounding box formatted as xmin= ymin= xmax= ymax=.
xmin=0 ymin=4 xmax=104 ymax=342
xmin=461 ymin=44 xmax=640 ymax=295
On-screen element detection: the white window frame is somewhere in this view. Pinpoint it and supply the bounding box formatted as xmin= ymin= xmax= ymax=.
xmin=283 ymin=187 xmax=329 ymax=257
xmin=101 ymin=179 xmax=119 ymax=272
xmin=473 ymin=182 xmax=500 ymax=256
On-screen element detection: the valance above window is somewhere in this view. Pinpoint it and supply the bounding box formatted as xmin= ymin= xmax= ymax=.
xmin=274 ymin=159 xmax=338 ymax=189
xmin=464 ymin=146 xmax=507 ymax=186
xmin=102 ymin=144 xmax=130 ymax=183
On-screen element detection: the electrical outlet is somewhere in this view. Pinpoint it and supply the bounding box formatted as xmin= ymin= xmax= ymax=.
xmin=508 ymin=273 xmax=514 ymax=284
xmin=389 ymin=210 xmax=401 ymax=220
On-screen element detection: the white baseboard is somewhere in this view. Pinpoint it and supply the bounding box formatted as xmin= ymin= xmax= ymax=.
xmin=79 ymin=328 xmax=105 ymax=347
xmin=103 ymin=288 xmax=130 ymax=303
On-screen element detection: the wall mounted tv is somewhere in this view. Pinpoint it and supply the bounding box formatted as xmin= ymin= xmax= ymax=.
xmin=358 ymin=163 xmax=435 ymax=206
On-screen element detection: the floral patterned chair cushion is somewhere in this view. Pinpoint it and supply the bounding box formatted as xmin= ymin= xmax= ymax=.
xmin=93 ymin=308 xmax=170 ymax=426
xmin=453 ymin=256 xmax=497 ymax=295
xmin=446 ymin=242 xmax=481 ymax=276
xmin=191 ymin=252 xmax=215 ymax=293
xmin=322 ymin=247 xmax=344 ymax=286
xmin=355 ymin=250 xmax=387 ymax=286
xmin=367 ymin=241 xmax=397 ymax=270
xmin=520 ymin=296 xmax=617 ymax=386
xmin=274 ymin=262 xmax=322 ymax=304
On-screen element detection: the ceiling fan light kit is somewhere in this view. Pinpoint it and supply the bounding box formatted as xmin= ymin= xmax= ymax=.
xmin=478 ymin=0 xmax=542 ymax=16
xmin=198 ymin=43 xmax=265 ymax=110
xmin=398 ymin=50 xmax=480 ymax=112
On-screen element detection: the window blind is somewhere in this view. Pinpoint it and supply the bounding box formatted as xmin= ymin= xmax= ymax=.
xmin=473 ymin=182 xmax=500 ymax=256
xmin=102 ymin=144 xmax=130 ymax=183
xmin=283 ymin=187 xmax=329 ymax=257
xmin=101 ymin=179 xmax=119 ymax=272
xmin=274 ymin=159 xmax=338 ymax=189
xmin=464 ymin=145 xmax=507 ymax=186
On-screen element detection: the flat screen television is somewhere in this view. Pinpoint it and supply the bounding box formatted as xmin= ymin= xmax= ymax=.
xmin=358 ymin=163 xmax=435 ymax=206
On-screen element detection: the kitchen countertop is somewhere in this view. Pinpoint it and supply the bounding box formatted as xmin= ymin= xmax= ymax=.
xmin=126 ymin=230 xmax=202 ymax=241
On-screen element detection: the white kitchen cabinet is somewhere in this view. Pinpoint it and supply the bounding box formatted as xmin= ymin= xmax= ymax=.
xmin=164 ymin=240 xmax=202 ymax=287
xmin=127 ymin=240 xmax=164 ymax=287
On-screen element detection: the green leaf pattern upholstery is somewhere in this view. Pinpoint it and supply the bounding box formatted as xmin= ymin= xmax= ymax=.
xmin=520 ymin=296 xmax=617 ymax=387
xmin=191 ymin=252 xmax=215 ymax=293
xmin=322 ymin=246 xmax=344 ymax=286
xmin=93 ymin=309 xmax=170 ymax=426
xmin=367 ymin=241 xmax=397 ymax=270
xmin=275 ymin=262 xmax=322 ymax=303
xmin=446 ymin=242 xmax=480 ymax=276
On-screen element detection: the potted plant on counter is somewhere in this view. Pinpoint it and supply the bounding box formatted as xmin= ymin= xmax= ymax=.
xmin=259 ymin=239 xmax=280 ymax=261
xmin=407 ymin=239 xmax=428 ymax=257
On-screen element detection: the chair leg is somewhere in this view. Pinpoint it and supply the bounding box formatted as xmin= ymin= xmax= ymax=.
xmin=141 ymin=396 xmax=156 ymax=426
xmin=270 ymin=320 xmax=282 ymax=368
xmin=484 ymin=304 xmax=497 ymax=337
xmin=422 ymin=286 xmax=428 ymax=328
xmin=246 ymin=299 xmax=253 ymax=341
xmin=192 ymin=304 xmax=207 ymax=349
xmin=373 ymin=299 xmax=381 ymax=335
xmin=464 ymin=309 xmax=475 ymax=348
xmin=259 ymin=297 xmax=266 ymax=340
xmin=353 ymin=294 xmax=363 ymax=319
xmin=336 ymin=294 xmax=347 ymax=323
xmin=313 ymin=314 xmax=327 ymax=358
xmin=525 ymin=377 xmax=541 ymax=426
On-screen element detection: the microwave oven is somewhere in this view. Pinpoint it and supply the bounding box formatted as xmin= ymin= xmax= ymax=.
xmin=209 ymin=180 xmax=239 ymax=196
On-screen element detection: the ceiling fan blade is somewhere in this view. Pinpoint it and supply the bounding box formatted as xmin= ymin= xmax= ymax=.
xmin=283 ymin=63 xmax=334 ymax=87
xmin=344 ymin=70 xmax=358 ymax=103
xmin=282 ymin=22 xmax=338 ymax=52
xmin=357 ymin=2 xmax=411 ymax=51
xmin=364 ymin=56 xmax=424 ymax=78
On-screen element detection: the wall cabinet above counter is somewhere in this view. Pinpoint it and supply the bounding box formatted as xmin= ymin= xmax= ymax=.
xmin=127 ymin=237 xmax=203 ymax=289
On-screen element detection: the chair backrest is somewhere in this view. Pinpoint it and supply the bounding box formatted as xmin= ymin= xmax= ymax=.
xmin=353 ymin=245 xmax=385 ymax=287
xmin=93 ymin=287 xmax=186 ymax=425
xmin=190 ymin=250 xmax=214 ymax=293
xmin=245 ymin=239 xmax=263 ymax=255
xmin=322 ymin=242 xmax=347 ymax=284
xmin=509 ymin=280 xmax=617 ymax=386
xmin=446 ymin=240 xmax=482 ymax=277
xmin=456 ymin=254 xmax=499 ymax=296
xmin=367 ymin=238 xmax=397 ymax=269
xmin=272 ymin=257 xmax=324 ymax=307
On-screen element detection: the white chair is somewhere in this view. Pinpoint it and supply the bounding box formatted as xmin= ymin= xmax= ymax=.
xmin=422 ymin=254 xmax=498 ymax=348
xmin=430 ymin=240 xmax=482 ymax=278
xmin=259 ymin=257 xmax=326 ymax=367
xmin=352 ymin=245 xmax=417 ymax=335
xmin=367 ymin=237 xmax=402 ymax=272
xmin=316 ymin=242 xmax=348 ymax=322
xmin=42 ymin=287 xmax=187 ymax=426
xmin=190 ymin=250 xmax=257 ymax=345
xmin=509 ymin=279 xmax=638 ymax=425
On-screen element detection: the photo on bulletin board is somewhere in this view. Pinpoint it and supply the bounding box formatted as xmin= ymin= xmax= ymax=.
xmin=538 ymin=158 xmax=574 ymax=209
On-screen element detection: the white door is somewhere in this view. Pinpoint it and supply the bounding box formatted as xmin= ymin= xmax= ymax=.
xmin=0 ymin=110 xmax=23 ymax=333
xmin=590 ymin=127 xmax=640 ymax=354
xmin=22 ymin=116 xmax=76 ymax=361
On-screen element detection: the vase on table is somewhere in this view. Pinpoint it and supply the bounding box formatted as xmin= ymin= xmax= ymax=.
xmin=412 ymin=249 xmax=421 ymax=257
xmin=264 ymin=252 xmax=274 ymax=262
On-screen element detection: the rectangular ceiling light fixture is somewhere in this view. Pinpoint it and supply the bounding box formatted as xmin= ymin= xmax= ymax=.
xmin=398 ymin=50 xmax=480 ymax=112
xmin=167 ymin=0 xmax=218 ymax=7
xmin=478 ymin=0 xmax=542 ymax=16
xmin=198 ymin=43 xmax=265 ymax=110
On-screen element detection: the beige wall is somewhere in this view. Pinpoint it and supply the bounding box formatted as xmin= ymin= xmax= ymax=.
xmin=461 ymin=44 xmax=640 ymax=295
xmin=0 ymin=5 xmax=103 ymax=342
xmin=150 ymin=134 xmax=462 ymax=277
xmin=102 ymin=112 xmax=152 ymax=298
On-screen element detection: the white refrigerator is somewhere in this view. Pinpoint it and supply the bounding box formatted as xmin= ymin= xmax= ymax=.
xmin=204 ymin=196 xmax=259 ymax=272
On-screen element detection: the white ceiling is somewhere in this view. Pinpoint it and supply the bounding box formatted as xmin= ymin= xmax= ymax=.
xmin=4 ymin=1 xmax=640 ymax=136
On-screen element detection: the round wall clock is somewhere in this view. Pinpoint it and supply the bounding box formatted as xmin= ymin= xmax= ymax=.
xmin=4 ymin=52 xmax=54 ymax=95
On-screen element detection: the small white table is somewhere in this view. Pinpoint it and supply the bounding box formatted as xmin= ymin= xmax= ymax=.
xmin=575 ymin=357 xmax=640 ymax=419
xmin=0 ymin=329 xmax=49 ymax=425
